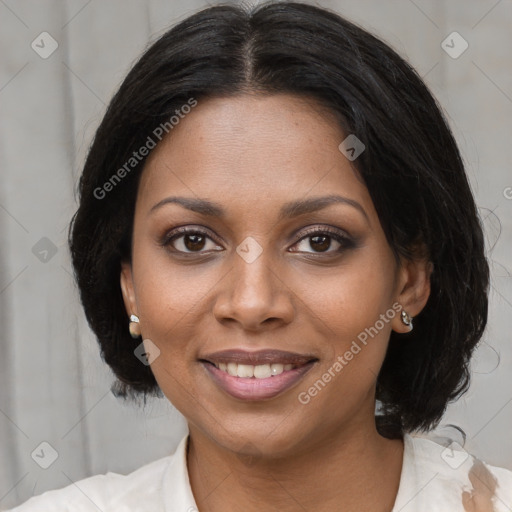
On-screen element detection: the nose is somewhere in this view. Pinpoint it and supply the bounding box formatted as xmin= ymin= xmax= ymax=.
xmin=212 ymin=249 xmax=295 ymax=332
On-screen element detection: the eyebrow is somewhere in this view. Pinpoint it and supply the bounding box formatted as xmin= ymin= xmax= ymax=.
xmin=149 ymin=194 xmax=369 ymax=224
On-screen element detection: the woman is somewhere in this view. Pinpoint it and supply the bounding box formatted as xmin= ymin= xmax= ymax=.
xmin=8 ymin=1 xmax=512 ymax=511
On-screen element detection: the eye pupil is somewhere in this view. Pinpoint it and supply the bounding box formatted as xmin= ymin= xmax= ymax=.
xmin=185 ymin=234 xmax=206 ymax=251
xmin=310 ymin=235 xmax=330 ymax=252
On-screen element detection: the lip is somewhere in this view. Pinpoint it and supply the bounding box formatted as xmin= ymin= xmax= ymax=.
xmin=199 ymin=349 xmax=318 ymax=401
xmin=200 ymin=349 xmax=317 ymax=366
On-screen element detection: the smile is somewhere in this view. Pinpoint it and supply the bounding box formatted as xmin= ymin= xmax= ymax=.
xmin=213 ymin=362 xmax=297 ymax=378
xmin=200 ymin=349 xmax=318 ymax=401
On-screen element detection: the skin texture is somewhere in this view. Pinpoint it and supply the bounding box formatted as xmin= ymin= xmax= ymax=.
xmin=120 ymin=93 xmax=432 ymax=511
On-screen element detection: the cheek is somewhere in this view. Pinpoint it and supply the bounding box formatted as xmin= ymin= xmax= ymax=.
xmin=133 ymin=243 xmax=217 ymax=337
xmin=296 ymin=248 xmax=397 ymax=402
xmin=132 ymin=256 xmax=203 ymax=412
xmin=303 ymin=248 xmax=396 ymax=346
xmin=129 ymin=249 xmax=209 ymax=392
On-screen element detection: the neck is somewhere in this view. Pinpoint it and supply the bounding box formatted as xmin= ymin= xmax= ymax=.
xmin=187 ymin=421 xmax=404 ymax=512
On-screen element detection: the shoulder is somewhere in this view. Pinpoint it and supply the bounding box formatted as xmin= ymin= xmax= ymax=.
xmin=395 ymin=433 xmax=512 ymax=512
xmin=4 ymin=437 xmax=190 ymax=512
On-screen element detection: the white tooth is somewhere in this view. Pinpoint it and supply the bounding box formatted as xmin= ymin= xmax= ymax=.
xmin=284 ymin=364 xmax=293 ymax=371
xmin=219 ymin=362 xmax=227 ymax=372
xmin=237 ymin=364 xmax=254 ymax=378
xmin=254 ymin=364 xmax=272 ymax=379
xmin=227 ymin=362 xmax=238 ymax=376
xmin=270 ymin=363 xmax=284 ymax=376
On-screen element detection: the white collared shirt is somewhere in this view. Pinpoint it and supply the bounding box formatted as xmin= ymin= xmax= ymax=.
xmin=5 ymin=433 xmax=512 ymax=511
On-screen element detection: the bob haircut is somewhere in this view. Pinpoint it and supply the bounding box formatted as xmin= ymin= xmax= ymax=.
xmin=69 ymin=1 xmax=489 ymax=439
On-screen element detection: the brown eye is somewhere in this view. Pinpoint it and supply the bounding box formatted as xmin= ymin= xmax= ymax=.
xmin=181 ymin=233 xmax=206 ymax=251
xmin=162 ymin=227 xmax=223 ymax=254
xmin=291 ymin=227 xmax=354 ymax=255
xmin=308 ymin=234 xmax=332 ymax=252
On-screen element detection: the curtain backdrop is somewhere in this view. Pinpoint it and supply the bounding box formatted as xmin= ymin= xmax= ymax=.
xmin=1 ymin=0 xmax=511 ymax=508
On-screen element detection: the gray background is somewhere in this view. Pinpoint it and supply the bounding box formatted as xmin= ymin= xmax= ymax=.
xmin=0 ymin=0 xmax=511 ymax=508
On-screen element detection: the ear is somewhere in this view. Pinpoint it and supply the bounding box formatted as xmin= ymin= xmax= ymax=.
xmin=120 ymin=260 xmax=138 ymax=318
xmin=392 ymin=256 xmax=433 ymax=334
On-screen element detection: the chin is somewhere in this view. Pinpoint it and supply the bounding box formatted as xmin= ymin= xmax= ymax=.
xmin=200 ymin=412 xmax=316 ymax=460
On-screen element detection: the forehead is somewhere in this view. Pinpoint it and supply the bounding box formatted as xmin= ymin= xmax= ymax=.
xmin=137 ymin=93 xmax=373 ymax=221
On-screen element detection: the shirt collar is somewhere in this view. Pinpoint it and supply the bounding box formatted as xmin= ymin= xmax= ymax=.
xmin=162 ymin=434 xmax=199 ymax=511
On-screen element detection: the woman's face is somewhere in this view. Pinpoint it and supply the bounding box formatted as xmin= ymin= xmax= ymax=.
xmin=121 ymin=93 xmax=430 ymax=457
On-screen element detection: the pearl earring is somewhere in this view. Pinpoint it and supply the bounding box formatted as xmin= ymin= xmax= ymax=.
xmin=400 ymin=310 xmax=413 ymax=331
xmin=129 ymin=314 xmax=141 ymax=338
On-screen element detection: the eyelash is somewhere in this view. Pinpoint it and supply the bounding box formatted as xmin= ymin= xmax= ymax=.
xmin=159 ymin=225 xmax=355 ymax=256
